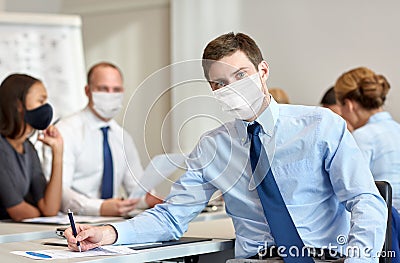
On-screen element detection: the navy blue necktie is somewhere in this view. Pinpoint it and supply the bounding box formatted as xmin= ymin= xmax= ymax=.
xmin=248 ymin=122 xmax=313 ymax=262
xmin=100 ymin=126 xmax=113 ymax=199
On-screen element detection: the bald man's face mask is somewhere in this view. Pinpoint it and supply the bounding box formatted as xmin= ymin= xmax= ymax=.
xmin=92 ymin=92 xmax=124 ymax=119
xmin=213 ymin=72 xmax=265 ymax=120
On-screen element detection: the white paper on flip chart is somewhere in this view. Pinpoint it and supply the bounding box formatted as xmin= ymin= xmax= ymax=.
xmin=129 ymin=153 xmax=187 ymax=198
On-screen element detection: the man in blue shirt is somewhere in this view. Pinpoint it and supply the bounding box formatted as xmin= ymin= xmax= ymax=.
xmin=65 ymin=32 xmax=387 ymax=262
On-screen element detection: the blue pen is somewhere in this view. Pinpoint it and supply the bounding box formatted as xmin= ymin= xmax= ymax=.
xmin=26 ymin=251 xmax=52 ymax=258
xmin=67 ymin=209 xmax=82 ymax=252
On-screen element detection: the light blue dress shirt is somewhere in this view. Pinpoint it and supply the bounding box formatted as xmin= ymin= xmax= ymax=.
xmin=112 ymin=99 xmax=387 ymax=262
xmin=352 ymin=111 xmax=400 ymax=210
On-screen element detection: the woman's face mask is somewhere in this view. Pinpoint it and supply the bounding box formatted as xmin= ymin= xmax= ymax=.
xmin=24 ymin=103 xmax=53 ymax=130
xmin=213 ymin=72 xmax=265 ymax=120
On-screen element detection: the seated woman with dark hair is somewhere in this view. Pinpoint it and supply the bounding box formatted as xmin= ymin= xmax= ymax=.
xmin=320 ymin=86 xmax=341 ymax=113
xmin=0 ymin=74 xmax=63 ymax=221
xmin=320 ymin=86 xmax=354 ymax=132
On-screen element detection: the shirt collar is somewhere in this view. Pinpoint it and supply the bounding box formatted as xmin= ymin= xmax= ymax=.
xmin=235 ymin=96 xmax=279 ymax=145
xmin=367 ymin=111 xmax=393 ymax=124
xmin=83 ymin=106 xmax=117 ymax=131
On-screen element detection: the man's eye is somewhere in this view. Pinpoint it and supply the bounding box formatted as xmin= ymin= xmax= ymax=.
xmin=217 ymin=81 xmax=226 ymax=87
xmin=113 ymin=88 xmax=124 ymax=93
xmin=97 ymin=86 xmax=108 ymax=92
xmin=212 ymin=81 xmax=226 ymax=89
xmin=237 ymin=71 xmax=247 ymax=79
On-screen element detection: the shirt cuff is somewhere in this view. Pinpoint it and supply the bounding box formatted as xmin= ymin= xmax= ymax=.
xmin=136 ymin=195 xmax=148 ymax=209
xmin=110 ymin=221 xmax=135 ymax=245
xmin=61 ymin=193 xmax=104 ymax=216
xmin=135 ymin=189 xmax=157 ymax=209
xmin=81 ymin=199 xmax=103 ymax=216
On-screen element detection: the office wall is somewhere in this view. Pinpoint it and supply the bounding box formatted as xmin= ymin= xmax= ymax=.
xmin=66 ymin=0 xmax=171 ymax=165
xmin=171 ymin=0 xmax=400 ymax=152
xmin=1 ymin=0 xmax=62 ymax=13
xmin=3 ymin=0 xmax=400 ymax=163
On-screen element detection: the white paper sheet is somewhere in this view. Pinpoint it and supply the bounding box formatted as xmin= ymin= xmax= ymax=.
xmin=11 ymin=245 xmax=137 ymax=260
xmin=10 ymin=241 xmax=166 ymax=261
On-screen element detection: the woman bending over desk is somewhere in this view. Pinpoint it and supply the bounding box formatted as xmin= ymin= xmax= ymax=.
xmin=0 ymin=74 xmax=63 ymax=221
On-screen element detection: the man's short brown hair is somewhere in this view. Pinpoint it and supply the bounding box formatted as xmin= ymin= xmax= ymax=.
xmin=202 ymin=32 xmax=264 ymax=80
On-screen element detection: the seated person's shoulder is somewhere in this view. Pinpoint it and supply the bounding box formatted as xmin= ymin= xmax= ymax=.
xmin=109 ymin=121 xmax=129 ymax=139
xmin=201 ymin=120 xmax=236 ymax=139
xmin=280 ymin=104 xmax=343 ymax=124
xmin=56 ymin=111 xmax=86 ymax=135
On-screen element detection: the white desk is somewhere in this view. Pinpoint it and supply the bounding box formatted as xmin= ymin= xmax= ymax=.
xmin=0 ymin=212 xmax=230 ymax=244
xmin=192 ymin=210 xmax=229 ymax=222
xmin=0 ymin=217 xmax=124 ymax=244
xmin=186 ymin=218 xmax=235 ymax=239
xmin=0 ymin=219 xmax=235 ymax=263
xmin=0 ymin=238 xmax=234 ymax=263
xmin=0 ymin=222 xmax=57 ymax=243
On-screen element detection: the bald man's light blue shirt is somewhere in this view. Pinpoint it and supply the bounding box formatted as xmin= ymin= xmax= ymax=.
xmin=112 ymin=99 xmax=386 ymax=262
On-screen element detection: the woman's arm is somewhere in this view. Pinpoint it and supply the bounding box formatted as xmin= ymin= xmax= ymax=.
xmin=7 ymin=202 xmax=41 ymax=221
xmin=37 ymin=125 xmax=63 ymax=216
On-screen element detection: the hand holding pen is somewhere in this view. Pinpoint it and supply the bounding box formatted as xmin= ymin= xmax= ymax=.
xmin=67 ymin=209 xmax=82 ymax=252
xmin=64 ymin=221 xmax=118 ymax=252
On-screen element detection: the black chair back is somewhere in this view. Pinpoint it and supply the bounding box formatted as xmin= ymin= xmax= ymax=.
xmin=375 ymin=181 xmax=392 ymax=263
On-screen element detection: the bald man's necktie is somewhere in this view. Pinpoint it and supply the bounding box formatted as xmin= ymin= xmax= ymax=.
xmin=100 ymin=126 xmax=113 ymax=199
xmin=248 ymin=122 xmax=313 ymax=262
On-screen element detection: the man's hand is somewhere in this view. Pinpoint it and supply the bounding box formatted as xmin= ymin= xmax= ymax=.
xmin=64 ymin=224 xmax=117 ymax=252
xmin=100 ymin=198 xmax=140 ymax=216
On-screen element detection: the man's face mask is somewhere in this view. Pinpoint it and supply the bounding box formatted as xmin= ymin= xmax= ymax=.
xmin=24 ymin=103 xmax=53 ymax=130
xmin=213 ymin=72 xmax=265 ymax=120
xmin=92 ymin=92 xmax=124 ymax=119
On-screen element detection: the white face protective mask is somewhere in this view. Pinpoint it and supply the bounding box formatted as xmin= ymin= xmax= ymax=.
xmin=213 ymin=73 xmax=265 ymax=120
xmin=92 ymin=92 xmax=124 ymax=119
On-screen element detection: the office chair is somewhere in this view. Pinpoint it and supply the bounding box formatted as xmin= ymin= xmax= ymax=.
xmin=375 ymin=181 xmax=392 ymax=263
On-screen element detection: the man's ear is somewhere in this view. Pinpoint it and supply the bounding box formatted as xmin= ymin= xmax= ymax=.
xmin=258 ymin=61 xmax=269 ymax=82
xmin=85 ymin=85 xmax=94 ymax=106
xmin=85 ymin=85 xmax=90 ymax=97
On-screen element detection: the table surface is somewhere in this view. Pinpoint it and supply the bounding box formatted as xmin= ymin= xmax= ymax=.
xmin=0 ymin=217 xmax=124 ymax=244
xmin=0 ymin=238 xmax=234 ymax=263
xmin=0 ymin=209 xmax=230 ymax=244
xmin=0 ymin=222 xmax=57 ymax=243
xmin=0 ymin=218 xmax=235 ymax=263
